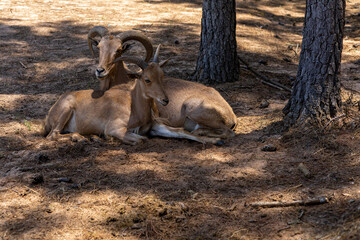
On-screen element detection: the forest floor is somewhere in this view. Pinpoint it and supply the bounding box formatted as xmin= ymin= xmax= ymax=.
xmin=1 ymin=0 xmax=360 ymax=239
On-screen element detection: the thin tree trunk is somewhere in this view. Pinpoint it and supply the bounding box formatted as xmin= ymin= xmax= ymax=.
xmin=283 ymin=0 xmax=345 ymax=126
xmin=192 ymin=0 xmax=239 ymax=83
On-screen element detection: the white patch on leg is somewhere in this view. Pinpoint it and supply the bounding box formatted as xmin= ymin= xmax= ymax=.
xmin=150 ymin=124 xmax=180 ymax=138
xmin=63 ymin=113 xmax=76 ymax=133
xmin=150 ymin=123 xmax=205 ymax=143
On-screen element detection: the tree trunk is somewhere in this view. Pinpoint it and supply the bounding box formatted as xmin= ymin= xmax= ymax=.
xmin=192 ymin=0 xmax=239 ymax=83
xmin=283 ymin=0 xmax=345 ymax=126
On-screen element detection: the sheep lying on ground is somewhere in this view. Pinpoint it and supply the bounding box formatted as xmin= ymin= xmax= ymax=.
xmin=42 ymin=46 xmax=168 ymax=145
xmin=89 ymin=27 xmax=238 ymax=144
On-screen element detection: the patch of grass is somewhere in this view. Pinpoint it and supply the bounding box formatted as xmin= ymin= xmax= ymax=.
xmin=23 ymin=119 xmax=32 ymax=131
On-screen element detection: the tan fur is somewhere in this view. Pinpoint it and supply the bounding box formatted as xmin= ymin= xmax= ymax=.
xmin=88 ymin=27 xmax=153 ymax=91
xmin=155 ymin=77 xmax=237 ymax=138
xmin=95 ymin=42 xmax=238 ymax=143
xmin=96 ymin=36 xmax=132 ymax=89
xmin=43 ymin=65 xmax=168 ymax=145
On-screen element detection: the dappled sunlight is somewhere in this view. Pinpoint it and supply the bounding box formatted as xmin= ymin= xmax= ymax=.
xmin=1 ymin=0 xmax=202 ymax=29
xmin=0 ymin=0 xmax=359 ymax=239
xmin=32 ymin=57 xmax=94 ymax=82
xmin=192 ymin=150 xmax=234 ymax=163
xmin=31 ymin=26 xmax=59 ymax=37
xmin=95 ymin=150 xmax=171 ymax=178
xmin=221 ymin=159 xmax=269 ymax=179
xmin=0 ymin=94 xmax=25 ymax=110
xmin=0 ymin=188 xmax=66 ymax=239
xmin=258 ymin=3 xmax=305 ymax=18
xmin=237 ymin=114 xmax=283 ymax=134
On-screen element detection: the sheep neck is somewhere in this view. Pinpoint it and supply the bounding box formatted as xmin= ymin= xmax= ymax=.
xmin=110 ymin=61 xmax=131 ymax=88
xmin=130 ymin=79 xmax=152 ymax=125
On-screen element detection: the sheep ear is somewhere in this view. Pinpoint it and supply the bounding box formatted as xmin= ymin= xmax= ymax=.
xmin=122 ymin=42 xmax=133 ymax=52
xmin=91 ymin=39 xmax=99 ymax=47
xmin=159 ymin=58 xmax=170 ymax=67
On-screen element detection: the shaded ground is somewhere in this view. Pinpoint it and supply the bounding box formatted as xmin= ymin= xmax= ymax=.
xmin=1 ymin=0 xmax=360 ymax=239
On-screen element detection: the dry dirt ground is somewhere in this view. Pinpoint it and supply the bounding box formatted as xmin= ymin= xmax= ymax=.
xmin=1 ymin=0 xmax=360 ymax=239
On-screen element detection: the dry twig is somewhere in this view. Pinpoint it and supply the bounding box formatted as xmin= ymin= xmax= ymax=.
xmin=277 ymin=226 xmax=291 ymax=233
xmin=321 ymin=113 xmax=346 ymax=132
xmin=238 ymin=56 xmax=292 ymax=92
xmin=19 ymin=61 xmax=27 ymax=69
xmin=286 ymin=184 xmax=303 ymax=192
xmin=249 ymin=196 xmax=328 ymax=208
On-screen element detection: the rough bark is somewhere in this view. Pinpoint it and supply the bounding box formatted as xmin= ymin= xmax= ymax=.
xmin=192 ymin=0 xmax=239 ymax=83
xmin=283 ymin=0 xmax=345 ymax=126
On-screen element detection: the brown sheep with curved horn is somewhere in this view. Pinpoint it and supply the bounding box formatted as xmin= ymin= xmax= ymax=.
xmin=114 ymin=45 xmax=237 ymax=144
xmin=88 ymin=26 xmax=237 ymax=143
xmin=43 ymin=46 xmax=168 ymax=145
xmin=87 ymin=26 xmax=153 ymax=91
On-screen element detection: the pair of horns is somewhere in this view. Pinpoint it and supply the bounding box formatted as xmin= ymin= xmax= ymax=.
xmin=87 ymin=26 xmax=154 ymax=61
xmin=113 ymin=45 xmax=162 ymax=70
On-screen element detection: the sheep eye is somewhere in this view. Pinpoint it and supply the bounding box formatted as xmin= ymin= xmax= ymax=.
xmin=144 ymin=78 xmax=151 ymax=83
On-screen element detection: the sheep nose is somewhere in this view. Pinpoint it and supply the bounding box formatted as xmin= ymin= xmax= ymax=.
xmin=96 ymin=68 xmax=105 ymax=74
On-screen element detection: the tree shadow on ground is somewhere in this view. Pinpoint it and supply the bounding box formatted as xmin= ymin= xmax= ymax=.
xmin=1 ymin=0 xmax=360 ymax=238
xmin=0 ymin=20 xmax=97 ymax=95
xmin=2 ymin=116 xmax=360 ymax=239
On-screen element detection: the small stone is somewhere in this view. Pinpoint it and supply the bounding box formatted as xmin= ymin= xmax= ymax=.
xmin=32 ymin=174 xmax=44 ymax=184
xmin=37 ymin=153 xmax=49 ymax=164
xmin=131 ymin=223 xmax=142 ymax=229
xmin=179 ymin=202 xmax=189 ymax=212
xmin=259 ymin=99 xmax=269 ymax=109
xmin=132 ymin=214 xmax=145 ymax=223
xmin=259 ymin=60 xmax=267 ymax=65
xmin=261 ymin=144 xmax=277 ymax=152
xmin=191 ymin=192 xmax=199 ymax=199
xmin=158 ymin=208 xmax=168 ymax=217
xmin=58 ymin=177 xmax=73 ymax=183
xmin=69 ymin=184 xmax=80 ymax=189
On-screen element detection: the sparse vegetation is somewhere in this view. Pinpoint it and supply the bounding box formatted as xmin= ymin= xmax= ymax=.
xmin=0 ymin=0 xmax=359 ymax=239
xmin=23 ymin=119 xmax=32 ymax=131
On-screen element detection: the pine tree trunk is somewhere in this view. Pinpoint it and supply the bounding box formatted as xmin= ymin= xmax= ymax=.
xmin=192 ymin=0 xmax=239 ymax=83
xmin=283 ymin=0 xmax=345 ymax=126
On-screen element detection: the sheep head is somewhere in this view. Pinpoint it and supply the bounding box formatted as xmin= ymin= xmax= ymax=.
xmin=88 ymin=26 xmax=154 ymax=80
xmin=114 ymin=45 xmax=169 ymax=106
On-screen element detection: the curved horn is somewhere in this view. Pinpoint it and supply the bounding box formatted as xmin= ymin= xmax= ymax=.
xmin=116 ymin=31 xmax=153 ymax=62
xmin=153 ymin=44 xmax=161 ymax=63
xmin=113 ymin=56 xmax=148 ymax=70
xmin=87 ymin=26 xmax=109 ymax=57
